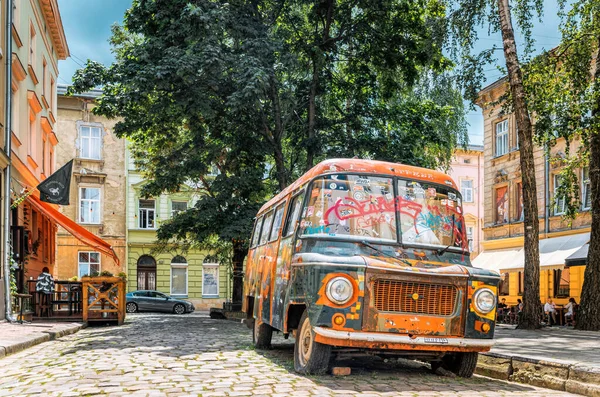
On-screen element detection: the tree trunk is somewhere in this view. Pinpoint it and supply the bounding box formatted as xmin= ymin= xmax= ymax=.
xmin=497 ymin=0 xmax=542 ymax=329
xmin=306 ymin=56 xmax=319 ymax=171
xmin=575 ymin=41 xmax=600 ymax=330
xmin=231 ymin=241 xmax=247 ymax=307
xmin=273 ymin=144 xmax=287 ymax=191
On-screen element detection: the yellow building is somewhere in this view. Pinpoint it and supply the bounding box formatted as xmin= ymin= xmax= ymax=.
xmin=54 ymin=86 xmax=126 ymax=280
xmin=126 ymin=146 xmax=230 ymax=310
xmin=473 ymin=78 xmax=591 ymax=306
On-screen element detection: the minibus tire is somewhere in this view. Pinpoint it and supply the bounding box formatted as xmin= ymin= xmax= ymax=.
xmin=442 ymin=352 xmax=478 ymax=377
xmin=253 ymin=319 xmax=273 ymax=349
xmin=294 ymin=310 xmax=331 ymax=375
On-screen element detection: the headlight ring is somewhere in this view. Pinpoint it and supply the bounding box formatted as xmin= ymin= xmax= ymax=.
xmin=326 ymin=276 xmax=354 ymax=305
xmin=473 ymin=288 xmax=496 ymax=314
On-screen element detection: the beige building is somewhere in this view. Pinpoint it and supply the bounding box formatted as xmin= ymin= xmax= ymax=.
xmin=473 ymin=78 xmax=591 ymax=306
xmin=8 ymin=0 xmax=68 ymax=303
xmin=54 ymin=86 xmax=126 ymax=280
xmin=446 ymin=145 xmax=484 ymax=258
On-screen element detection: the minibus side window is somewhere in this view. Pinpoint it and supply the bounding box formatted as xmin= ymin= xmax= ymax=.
xmin=259 ymin=211 xmax=275 ymax=245
xmin=269 ymin=203 xmax=286 ymax=242
xmin=284 ymin=192 xmax=305 ymax=237
xmin=251 ymin=217 xmax=263 ymax=248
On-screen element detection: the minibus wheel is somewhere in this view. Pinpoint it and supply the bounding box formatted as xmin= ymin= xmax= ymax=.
xmin=253 ymin=318 xmax=273 ymax=349
xmin=441 ymin=352 xmax=478 ymax=377
xmin=294 ymin=310 xmax=331 ymax=375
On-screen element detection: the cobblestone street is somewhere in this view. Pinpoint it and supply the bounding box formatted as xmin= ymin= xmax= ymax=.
xmin=0 ymin=314 xmax=576 ymax=396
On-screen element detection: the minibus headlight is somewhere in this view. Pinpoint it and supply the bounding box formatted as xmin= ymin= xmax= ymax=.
xmin=326 ymin=277 xmax=353 ymax=305
xmin=473 ymin=288 xmax=496 ymax=314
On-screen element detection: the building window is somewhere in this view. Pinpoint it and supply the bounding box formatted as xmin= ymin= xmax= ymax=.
xmin=11 ymin=88 xmax=19 ymax=137
xmin=463 ymin=158 xmax=471 ymax=164
xmin=29 ymin=22 xmax=36 ymax=67
xmin=42 ymin=138 xmax=46 ymax=175
xmin=515 ymin=182 xmax=524 ymax=221
xmin=50 ymin=78 xmax=55 ymax=112
xmin=29 ymin=108 xmax=36 ymax=157
xmin=78 ymin=252 xmax=100 ymax=278
xmin=42 ymin=59 xmax=48 ymax=99
xmin=466 ymin=226 xmax=474 ymax=252
xmin=553 ymin=174 xmax=566 ymax=215
xmin=461 ymin=180 xmax=473 ymax=203
xmin=518 ymin=271 xmax=524 ymax=296
xmin=202 ymin=256 xmax=219 ymax=297
xmin=554 ymin=268 xmax=570 ymax=298
xmin=582 ymin=167 xmax=591 ymax=210
xmin=495 ymin=186 xmax=509 ymax=224
xmin=79 ymin=187 xmax=101 ymax=224
xmin=499 ymin=272 xmax=510 ymax=296
xmin=138 ymin=199 xmax=156 ymax=229
xmin=171 ymin=201 xmax=188 ymax=217
xmin=79 ymin=125 xmax=102 ymax=160
xmin=170 ymin=256 xmax=188 ymax=296
xmin=495 ymin=120 xmax=509 ymax=156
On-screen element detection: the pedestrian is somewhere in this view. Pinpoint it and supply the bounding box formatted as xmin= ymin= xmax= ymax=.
xmin=36 ymin=267 xmax=54 ymax=317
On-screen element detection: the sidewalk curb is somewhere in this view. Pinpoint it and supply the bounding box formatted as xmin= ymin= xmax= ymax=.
xmin=477 ymin=352 xmax=600 ymax=397
xmin=0 ymin=323 xmax=85 ymax=359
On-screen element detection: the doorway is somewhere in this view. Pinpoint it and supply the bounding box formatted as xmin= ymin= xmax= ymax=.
xmin=137 ymin=255 xmax=156 ymax=290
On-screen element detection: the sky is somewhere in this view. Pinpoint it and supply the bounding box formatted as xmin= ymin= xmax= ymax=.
xmin=56 ymin=0 xmax=563 ymax=146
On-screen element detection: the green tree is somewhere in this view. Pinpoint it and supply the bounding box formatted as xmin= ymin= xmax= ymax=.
xmin=524 ymin=0 xmax=600 ymax=330
xmin=71 ymin=0 xmax=467 ymax=303
xmin=449 ymin=0 xmax=544 ymax=329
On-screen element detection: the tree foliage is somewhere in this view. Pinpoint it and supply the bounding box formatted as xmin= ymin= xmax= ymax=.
xmin=71 ymin=0 xmax=469 ymax=301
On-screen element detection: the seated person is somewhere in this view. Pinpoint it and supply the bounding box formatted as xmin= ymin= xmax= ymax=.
xmin=544 ymin=297 xmax=557 ymax=326
xmin=564 ymin=297 xmax=577 ymax=325
xmin=497 ymin=298 xmax=508 ymax=322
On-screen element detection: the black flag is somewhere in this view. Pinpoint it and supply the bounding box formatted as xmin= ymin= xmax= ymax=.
xmin=37 ymin=160 xmax=73 ymax=205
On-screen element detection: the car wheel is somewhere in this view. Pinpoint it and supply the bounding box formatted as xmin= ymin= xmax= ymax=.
xmin=252 ymin=318 xmax=273 ymax=349
xmin=126 ymin=302 xmax=138 ymax=313
xmin=293 ymin=309 xmax=331 ymax=375
xmin=173 ymin=303 xmax=185 ymax=315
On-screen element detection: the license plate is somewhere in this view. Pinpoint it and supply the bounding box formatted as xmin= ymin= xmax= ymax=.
xmin=424 ymin=337 xmax=449 ymax=344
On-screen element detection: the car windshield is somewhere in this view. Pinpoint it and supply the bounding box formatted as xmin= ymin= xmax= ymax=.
xmin=299 ymin=174 xmax=466 ymax=249
xmin=300 ymin=174 xmax=396 ymax=243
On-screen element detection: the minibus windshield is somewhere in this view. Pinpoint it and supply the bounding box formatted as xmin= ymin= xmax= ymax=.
xmin=299 ymin=174 xmax=466 ymax=249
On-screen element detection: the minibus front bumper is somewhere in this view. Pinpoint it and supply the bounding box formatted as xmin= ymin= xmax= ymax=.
xmin=312 ymin=327 xmax=495 ymax=353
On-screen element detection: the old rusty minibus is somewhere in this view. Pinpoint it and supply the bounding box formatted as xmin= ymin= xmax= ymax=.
xmin=243 ymin=159 xmax=499 ymax=376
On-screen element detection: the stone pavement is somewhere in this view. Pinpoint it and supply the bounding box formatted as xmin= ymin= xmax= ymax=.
xmin=0 ymin=313 xmax=576 ymax=396
xmin=477 ymin=324 xmax=600 ymax=396
xmin=0 ymin=320 xmax=83 ymax=358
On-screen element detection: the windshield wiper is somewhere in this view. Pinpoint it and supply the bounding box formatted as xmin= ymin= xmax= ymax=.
xmin=437 ymin=214 xmax=455 ymax=256
xmin=359 ymin=240 xmax=413 ymax=267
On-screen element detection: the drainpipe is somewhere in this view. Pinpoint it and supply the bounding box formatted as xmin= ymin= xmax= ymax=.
xmin=3 ymin=0 xmax=15 ymax=322
xmin=544 ymin=145 xmax=550 ymax=235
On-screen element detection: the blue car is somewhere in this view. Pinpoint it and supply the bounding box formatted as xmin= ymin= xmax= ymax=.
xmin=126 ymin=290 xmax=195 ymax=314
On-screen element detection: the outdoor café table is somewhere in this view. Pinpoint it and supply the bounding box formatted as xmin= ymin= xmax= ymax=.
xmin=555 ymin=306 xmax=565 ymax=326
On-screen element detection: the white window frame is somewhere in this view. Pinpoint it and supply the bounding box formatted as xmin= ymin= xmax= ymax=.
xmin=171 ymin=201 xmax=188 ymax=217
xmin=554 ymin=174 xmax=566 ymax=216
xmin=495 ymin=120 xmax=509 ymax=157
xmin=466 ymin=226 xmax=474 ymax=252
xmin=78 ymin=123 xmax=103 ymax=160
xmin=138 ymin=199 xmax=156 ymax=229
xmin=202 ymin=262 xmax=219 ymax=297
xmin=460 ymin=179 xmax=474 ymax=203
xmin=170 ymin=260 xmax=188 ymax=296
xmin=79 ymin=187 xmax=102 ymax=224
xmin=582 ymin=167 xmax=591 ymax=210
xmin=78 ymin=251 xmax=101 ymax=278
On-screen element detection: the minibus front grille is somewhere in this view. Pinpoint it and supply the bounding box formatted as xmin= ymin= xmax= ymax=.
xmin=373 ymin=279 xmax=458 ymax=316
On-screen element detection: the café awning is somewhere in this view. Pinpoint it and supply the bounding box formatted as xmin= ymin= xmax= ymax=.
xmin=565 ymin=243 xmax=589 ymax=267
xmin=472 ymin=233 xmax=590 ymax=273
xmin=28 ymin=193 xmax=120 ymax=266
